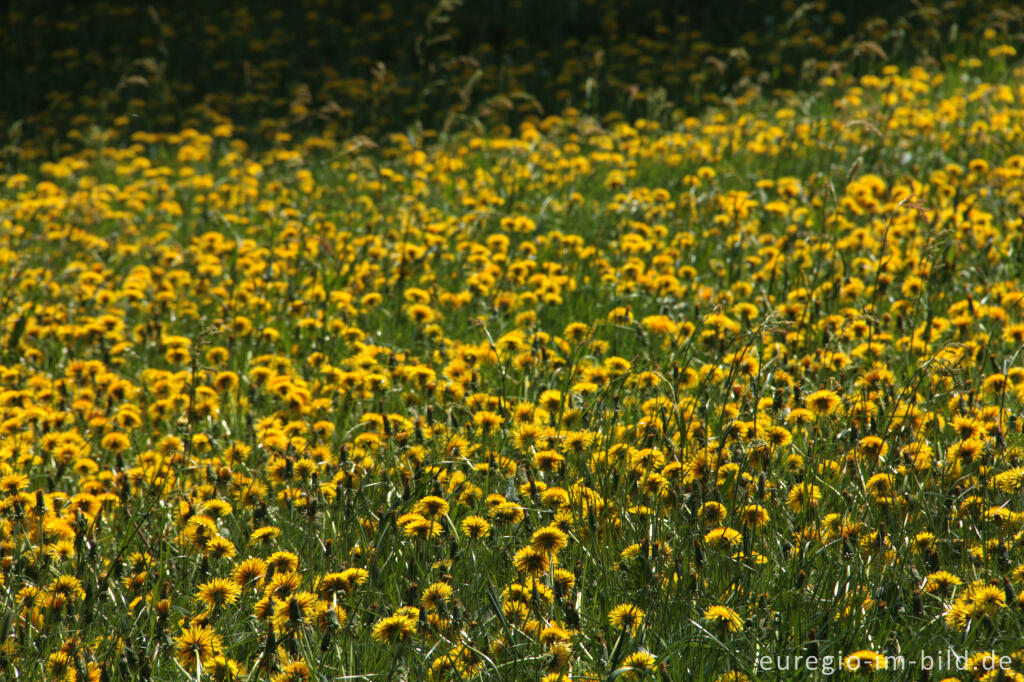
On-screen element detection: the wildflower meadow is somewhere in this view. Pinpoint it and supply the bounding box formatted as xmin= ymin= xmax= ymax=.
xmin=2 ymin=1 xmax=1024 ymax=680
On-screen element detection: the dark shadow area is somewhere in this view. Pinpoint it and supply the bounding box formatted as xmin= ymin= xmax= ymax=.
xmin=1 ymin=0 xmax=1015 ymax=158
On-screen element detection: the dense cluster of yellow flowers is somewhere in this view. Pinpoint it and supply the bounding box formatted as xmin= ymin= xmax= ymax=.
xmin=2 ymin=1 xmax=1024 ymax=680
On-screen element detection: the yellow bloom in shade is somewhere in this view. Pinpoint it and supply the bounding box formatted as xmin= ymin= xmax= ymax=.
xmin=404 ymin=518 xmax=443 ymax=539
xmin=272 ymin=591 xmax=325 ymax=633
xmin=266 ymin=551 xmax=300 ymax=574
xmin=249 ymin=526 xmax=281 ymax=546
xmin=372 ymin=613 xmax=417 ymax=644
xmin=787 ymin=408 xmax=814 ymax=426
xmin=698 ymin=501 xmax=728 ymax=526
xmin=265 ymin=572 xmax=302 ymax=600
xmin=175 ymin=624 xmax=223 ymax=669
xmin=786 ymin=483 xmax=822 ymax=513
xmin=703 ymin=605 xmax=744 ymax=633
xmin=538 ymin=389 xmax=563 ymax=412
xmin=513 ymin=546 xmax=551 ymax=574
xmin=965 ymin=583 xmax=1006 ymax=614
xmin=608 ymin=307 xmax=634 ymax=324
xmin=704 ymin=527 xmax=743 ymax=549
xmin=0 ymin=473 xmax=29 ymax=495
xmin=413 ymin=495 xmax=449 ymax=517
xmin=621 ymin=650 xmax=658 ymax=679
xmin=534 ymin=449 xmax=565 ymax=473
xmin=982 ymin=373 xmax=1008 ymax=395
xmin=47 ymin=652 xmax=75 ymax=680
xmin=212 ymin=370 xmax=239 ymax=392
xmin=489 ymin=502 xmax=526 ymax=524
xmin=608 ymin=603 xmax=645 ymax=634
xmin=764 ymin=425 xmax=792 ymax=447
xmin=46 ymin=575 xmax=86 ymax=608
xmin=843 ymin=650 xmax=887 ymax=672
xmin=503 ymin=600 xmax=530 ymax=624
xmin=531 ymin=525 xmax=569 ymax=554
xmin=564 ymin=321 xmax=590 ymax=342
xmin=207 ymin=655 xmax=246 ymax=681
xmin=272 ymin=659 xmax=311 ymax=682
xmin=232 ymin=557 xmax=268 ymax=590
xmin=461 ymin=515 xmax=491 ymax=539
xmin=604 ymin=355 xmax=632 ymax=375
xmin=253 ymin=595 xmax=274 ymax=623
xmin=539 ymin=623 xmax=571 ymax=645
xmin=473 ymin=410 xmax=504 ymax=434
xmin=101 ymin=431 xmax=131 ymax=452
xmin=196 ymin=578 xmax=240 ymax=609
xmin=738 ymin=504 xmax=770 ymax=530
xmin=316 ymin=568 xmax=369 ymax=599
xmin=642 ymin=315 xmax=676 ymax=334
xmin=205 ymin=536 xmax=237 ymax=560
xmin=806 ymin=390 xmax=842 ymax=416
xmin=552 ymin=568 xmax=576 ymax=593
xmin=857 ymin=436 xmax=888 ymax=462
xmin=714 ymin=672 xmax=750 ymax=682
xmin=431 ymin=654 xmax=461 ymax=679
xmin=421 ymin=581 xmax=454 ymax=611
xmin=180 ymin=516 xmax=219 ymax=552
xmin=561 ymin=430 xmax=596 ymax=454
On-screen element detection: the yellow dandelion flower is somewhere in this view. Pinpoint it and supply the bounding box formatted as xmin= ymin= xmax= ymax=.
xmin=786 ymin=483 xmax=822 ymax=513
xmin=608 ymin=603 xmax=646 ymax=634
xmin=414 ymin=495 xmax=450 ymax=518
xmin=461 ymin=515 xmax=491 ymax=539
xmin=174 ymin=624 xmax=223 ymax=669
xmin=531 ymin=525 xmax=569 ymax=554
xmin=704 ymin=527 xmax=743 ymax=549
xmin=513 ymin=546 xmax=551 ymax=575
xmin=806 ymin=390 xmax=842 ymax=416
xmin=196 ymin=578 xmax=241 ymax=609
xmin=844 ymin=650 xmax=887 ymax=672
xmin=703 ymin=604 xmax=744 ymax=633
xmin=372 ymin=613 xmax=417 ymax=644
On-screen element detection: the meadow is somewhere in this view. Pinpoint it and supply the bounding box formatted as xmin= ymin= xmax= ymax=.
xmin=2 ymin=1 xmax=1024 ymax=679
